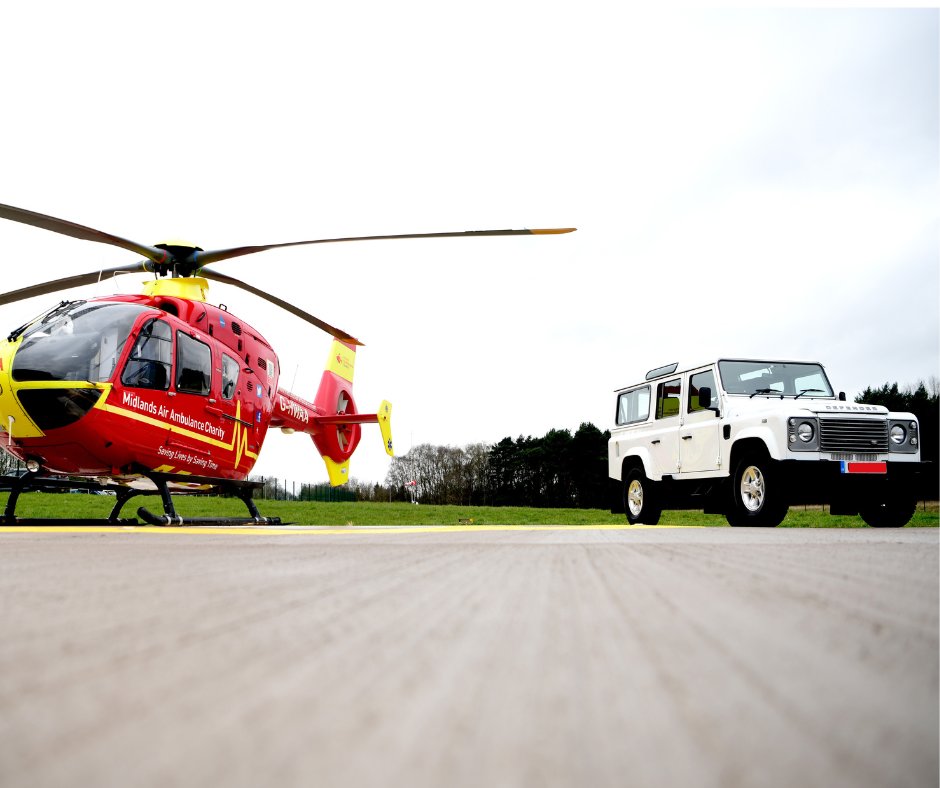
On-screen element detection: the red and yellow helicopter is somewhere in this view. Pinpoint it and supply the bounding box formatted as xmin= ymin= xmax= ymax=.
xmin=0 ymin=202 xmax=573 ymax=525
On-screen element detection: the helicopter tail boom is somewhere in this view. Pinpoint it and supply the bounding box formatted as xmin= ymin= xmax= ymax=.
xmin=272 ymin=339 xmax=393 ymax=486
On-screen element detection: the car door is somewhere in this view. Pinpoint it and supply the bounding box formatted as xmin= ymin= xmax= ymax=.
xmin=648 ymin=377 xmax=682 ymax=476
xmin=679 ymin=367 xmax=722 ymax=474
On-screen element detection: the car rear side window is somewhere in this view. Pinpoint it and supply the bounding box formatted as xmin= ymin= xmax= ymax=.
xmin=617 ymin=386 xmax=650 ymax=425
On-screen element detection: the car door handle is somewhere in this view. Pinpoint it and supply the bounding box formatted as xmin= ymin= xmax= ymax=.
xmin=682 ymin=435 xmax=693 ymax=440
xmin=651 ymin=439 xmax=660 ymax=445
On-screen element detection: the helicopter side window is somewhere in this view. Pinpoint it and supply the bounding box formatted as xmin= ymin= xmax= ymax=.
xmin=221 ymin=353 xmax=239 ymax=400
xmin=121 ymin=319 xmax=172 ymax=390
xmin=176 ymin=332 xmax=212 ymax=395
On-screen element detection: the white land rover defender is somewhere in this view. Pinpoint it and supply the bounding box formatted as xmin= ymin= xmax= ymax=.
xmin=608 ymin=359 xmax=924 ymax=527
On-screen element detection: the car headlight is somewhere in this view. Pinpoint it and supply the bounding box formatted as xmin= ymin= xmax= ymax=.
xmin=788 ymin=417 xmax=818 ymax=449
xmin=890 ymin=424 xmax=906 ymax=444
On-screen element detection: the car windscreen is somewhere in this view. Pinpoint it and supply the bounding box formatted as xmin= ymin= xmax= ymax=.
xmin=717 ymin=360 xmax=833 ymax=398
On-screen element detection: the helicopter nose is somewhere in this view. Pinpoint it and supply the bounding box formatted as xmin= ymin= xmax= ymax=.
xmin=0 ymin=339 xmax=21 ymax=439
xmin=0 ymin=338 xmax=103 ymax=439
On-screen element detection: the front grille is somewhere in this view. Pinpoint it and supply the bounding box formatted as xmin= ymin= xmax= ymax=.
xmin=819 ymin=417 xmax=888 ymax=452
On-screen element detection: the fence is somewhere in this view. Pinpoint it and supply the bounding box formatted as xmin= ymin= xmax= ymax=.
xmin=254 ymin=477 xmax=357 ymax=502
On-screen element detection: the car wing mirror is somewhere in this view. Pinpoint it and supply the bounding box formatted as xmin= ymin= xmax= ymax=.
xmin=698 ymin=386 xmax=712 ymax=408
xmin=698 ymin=386 xmax=721 ymax=417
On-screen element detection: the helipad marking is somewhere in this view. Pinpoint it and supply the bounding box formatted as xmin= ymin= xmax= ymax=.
xmin=0 ymin=523 xmax=704 ymax=536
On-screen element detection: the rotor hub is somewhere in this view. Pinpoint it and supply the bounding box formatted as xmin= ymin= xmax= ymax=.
xmin=153 ymin=241 xmax=204 ymax=277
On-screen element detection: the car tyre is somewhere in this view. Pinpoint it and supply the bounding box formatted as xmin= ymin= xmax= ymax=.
xmin=726 ymin=452 xmax=788 ymax=527
xmin=624 ymin=468 xmax=662 ymax=525
xmin=858 ymin=482 xmax=916 ymax=528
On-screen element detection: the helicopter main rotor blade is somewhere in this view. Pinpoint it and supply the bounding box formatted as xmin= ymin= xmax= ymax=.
xmin=0 ymin=263 xmax=150 ymax=308
xmin=0 ymin=202 xmax=575 ymax=277
xmin=0 ymin=203 xmax=171 ymax=266
xmin=193 ymin=227 xmax=576 ymax=267
xmin=199 ymin=267 xmax=363 ymax=346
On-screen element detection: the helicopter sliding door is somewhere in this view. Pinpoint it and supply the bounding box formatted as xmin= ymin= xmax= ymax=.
xmin=214 ymin=350 xmax=255 ymax=474
xmin=167 ymin=330 xmax=227 ymax=474
xmin=175 ymin=332 xmax=211 ymax=395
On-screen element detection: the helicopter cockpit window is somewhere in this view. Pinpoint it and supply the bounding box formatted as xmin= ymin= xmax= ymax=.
xmin=13 ymin=302 xmax=148 ymax=383
xmin=176 ymin=332 xmax=212 ymax=395
xmin=221 ymin=353 xmax=239 ymax=400
xmin=121 ymin=319 xmax=172 ymax=390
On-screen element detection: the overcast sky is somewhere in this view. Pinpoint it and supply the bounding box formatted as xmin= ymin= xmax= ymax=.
xmin=1 ymin=4 xmax=937 ymax=486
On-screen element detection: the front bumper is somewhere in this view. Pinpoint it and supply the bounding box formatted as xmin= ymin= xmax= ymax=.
xmin=781 ymin=459 xmax=929 ymax=513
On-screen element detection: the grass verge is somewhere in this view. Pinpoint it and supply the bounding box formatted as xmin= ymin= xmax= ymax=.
xmin=0 ymin=493 xmax=937 ymax=527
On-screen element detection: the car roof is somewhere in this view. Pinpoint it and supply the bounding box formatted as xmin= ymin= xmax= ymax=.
xmin=614 ymin=358 xmax=824 ymax=393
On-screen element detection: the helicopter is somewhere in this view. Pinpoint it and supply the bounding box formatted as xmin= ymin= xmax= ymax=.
xmin=0 ymin=202 xmax=574 ymax=525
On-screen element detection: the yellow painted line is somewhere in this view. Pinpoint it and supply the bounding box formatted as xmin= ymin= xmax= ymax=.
xmin=0 ymin=523 xmax=703 ymax=536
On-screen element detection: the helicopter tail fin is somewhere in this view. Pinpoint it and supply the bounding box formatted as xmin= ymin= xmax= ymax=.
xmin=307 ymin=339 xmax=393 ymax=486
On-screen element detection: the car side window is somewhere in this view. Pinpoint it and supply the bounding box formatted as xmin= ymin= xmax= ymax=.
xmin=176 ymin=332 xmax=212 ymax=395
xmin=121 ymin=319 xmax=172 ymax=390
xmin=655 ymin=378 xmax=681 ymax=419
xmin=617 ymin=386 xmax=650 ymax=425
xmin=688 ymin=370 xmax=717 ymax=413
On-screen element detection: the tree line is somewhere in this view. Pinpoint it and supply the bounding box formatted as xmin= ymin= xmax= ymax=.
xmin=380 ymin=423 xmax=610 ymax=508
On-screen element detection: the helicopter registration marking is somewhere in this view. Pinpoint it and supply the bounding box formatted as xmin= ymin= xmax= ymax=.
xmin=278 ymin=395 xmax=309 ymax=425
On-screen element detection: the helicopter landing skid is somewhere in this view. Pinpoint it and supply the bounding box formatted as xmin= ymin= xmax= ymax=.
xmin=132 ymin=472 xmax=282 ymax=527
xmin=0 ymin=471 xmax=282 ymax=527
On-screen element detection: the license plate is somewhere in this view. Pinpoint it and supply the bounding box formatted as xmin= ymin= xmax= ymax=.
xmin=840 ymin=461 xmax=887 ymax=474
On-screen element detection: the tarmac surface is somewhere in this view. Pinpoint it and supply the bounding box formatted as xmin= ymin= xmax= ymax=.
xmin=0 ymin=524 xmax=937 ymax=788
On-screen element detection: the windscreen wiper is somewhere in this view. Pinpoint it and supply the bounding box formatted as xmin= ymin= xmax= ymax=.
xmin=7 ymin=300 xmax=73 ymax=342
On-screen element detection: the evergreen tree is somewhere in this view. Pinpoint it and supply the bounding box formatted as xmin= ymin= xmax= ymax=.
xmin=856 ymin=381 xmax=938 ymax=497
